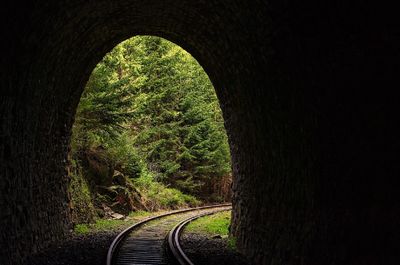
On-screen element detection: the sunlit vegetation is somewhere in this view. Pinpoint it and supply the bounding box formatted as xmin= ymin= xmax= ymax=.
xmin=184 ymin=211 xmax=236 ymax=250
xmin=69 ymin=35 xmax=232 ymax=226
xmin=73 ymin=210 xmax=165 ymax=234
xmin=185 ymin=211 xmax=231 ymax=235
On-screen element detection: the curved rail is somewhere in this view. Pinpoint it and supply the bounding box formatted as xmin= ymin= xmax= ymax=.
xmin=106 ymin=203 xmax=231 ymax=265
xmin=167 ymin=206 xmax=232 ymax=265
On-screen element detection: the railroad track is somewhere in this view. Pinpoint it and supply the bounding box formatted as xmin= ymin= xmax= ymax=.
xmin=106 ymin=204 xmax=232 ymax=265
xmin=167 ymin=206 xmax=231 ymax=265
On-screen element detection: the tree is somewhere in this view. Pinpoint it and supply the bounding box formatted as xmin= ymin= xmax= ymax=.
xmin=71 ymin=35 xmax=232 ymax=200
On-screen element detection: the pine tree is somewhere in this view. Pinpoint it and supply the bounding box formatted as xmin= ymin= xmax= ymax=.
xmin=71 ymin=35 xmax=232 ymax=199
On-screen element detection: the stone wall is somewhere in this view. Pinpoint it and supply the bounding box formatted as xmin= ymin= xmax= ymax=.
xmin=1 ymin=1 xmax=399 ymax=264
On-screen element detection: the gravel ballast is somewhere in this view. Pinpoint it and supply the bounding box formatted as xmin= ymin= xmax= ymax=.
xmin=23 ymin=230 xmax=122 ymax=265
xmin=180 ymin=233 xmax=249 ymax=265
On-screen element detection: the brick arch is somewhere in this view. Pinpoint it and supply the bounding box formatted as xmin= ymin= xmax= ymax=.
xmin=1 ymin=1 xmax=399 ymax=265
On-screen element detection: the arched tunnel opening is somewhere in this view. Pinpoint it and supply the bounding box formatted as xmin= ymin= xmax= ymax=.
xmin=1 ymin=1 xmax=399 ymax=265
xmin=69 ymin=34 xmax=233 ymax=223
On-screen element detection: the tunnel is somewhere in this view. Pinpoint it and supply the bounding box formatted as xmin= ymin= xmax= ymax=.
xmin=1 ymin=1 xmax=399 ymax=264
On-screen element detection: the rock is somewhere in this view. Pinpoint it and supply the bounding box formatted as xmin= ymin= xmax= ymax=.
xmin=113 ymin=170 xmax=126 ymax=186
xmin=101 ymin=203 xmax=125 ymax=219
xmin=212 ymin=234 xmax=222 ymax=239
xmin=86 ymin=147 xmax=114 ymax=186
xmin=102 ymin=204 xmax=113 ymax=215
xmin=111 ymin=213 xmax=125 ymax=220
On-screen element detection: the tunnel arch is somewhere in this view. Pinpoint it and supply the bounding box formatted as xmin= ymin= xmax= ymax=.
xmin=1 ymin=1 xmax=399 ymax=265
xmin=70 ymin=33 xmax=234 ymax=212
xmin=2 ymin=1 xmax=258 ymax=264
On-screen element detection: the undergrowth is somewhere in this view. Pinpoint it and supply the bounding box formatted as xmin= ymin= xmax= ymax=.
xmin=69 ymin=159 xmax=97 ymax=224
xmin=184 ymin=210 xmax=237 ymax=250
xmin=74 ymin=209 xmax=174 ymax=235
xmin=133 ymin=173 xmax=200 ymax=211
xmin=185 ymin=211 xmax=231 ymax=235
xmin=73 ymin=219 xmax=126 ymax=234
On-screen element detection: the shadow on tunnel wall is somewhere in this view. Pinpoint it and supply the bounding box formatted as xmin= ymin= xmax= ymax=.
xmin=1 ymin=1 xmax=399 ymax=264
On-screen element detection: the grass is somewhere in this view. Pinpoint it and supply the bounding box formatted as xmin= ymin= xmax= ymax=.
xmin=128 ymin=210 xmax=153 ymax=219
xmin=73 ymin=219 xmax=126 ymax=234
xmin=184 ymin=210 xmax=237 ymax=250
xmin=185 ymin=210 xmax=231 ymax=235
xmin=133 ymin=174 xmax=201 ymax=210
xmin=227 ymin=236 xmax=237 ymax=250
xmin=74 ymin=224 xmax=90 ymax=234
xmin=74 ymin=209 xmax=171 ymax=235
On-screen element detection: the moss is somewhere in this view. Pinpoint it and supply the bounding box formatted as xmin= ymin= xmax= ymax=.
xmin=227 ymin=237 xmax=237 ymax=250
xmin=69 ymin=159 xmax=97 ymax=224
xmin=74 ymin=224 xmax=90 ymax=234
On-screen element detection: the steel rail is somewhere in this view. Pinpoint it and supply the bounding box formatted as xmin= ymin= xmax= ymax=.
xmin=167 ymin=206 xmax=232 ymax=265
xmin=106 ymin=203 xmax=231 ymax=265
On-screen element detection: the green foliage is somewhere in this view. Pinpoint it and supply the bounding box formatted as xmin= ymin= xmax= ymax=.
xmin=71 ymin=37 xmax=145 ymax=151
xmin=184 ymin=210 xmax=237 ymax=249
xmin=123 ymin=36 xmax=232 ymax=195
xmin=133 ymin=173 xmax=200 ymax=210
xmin=128 ymin=210 xmax=152 ymax=218
xmin=227 ymin=237 xmax=237 ymax=250
xmin=73 ymin=219 xmax=126 ymax=234
xmin=91 ymin=219 xmax=126 ymax=231
xmin=73 ymin=210 xmax=168 ymax=234
xmin=69 ymin=159 xmax=97 ymax=223
xmin=185 ymin=210 xmax=231 ymax=235
xmin=69 ymin=35 xmax=232 ymax=221
xmin=106 ymin=132 xmax=144 ymax=178
xmin=74 ymin=224 xmax=90 ymax=234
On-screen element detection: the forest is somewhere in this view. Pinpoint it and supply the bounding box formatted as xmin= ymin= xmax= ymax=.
xmin=69 ymin=36 xmax=232 ymax=223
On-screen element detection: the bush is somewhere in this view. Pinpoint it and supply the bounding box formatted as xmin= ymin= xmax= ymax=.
xmin=74 ymin=224 xmax=90 ymax=234
xmin=133 ymin=172 xmax=200 ymax=210
xmin=106 ymin=133 xmax=144 ymax=178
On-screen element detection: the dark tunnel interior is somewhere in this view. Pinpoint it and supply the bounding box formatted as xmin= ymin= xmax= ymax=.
xmin=1 ymin=1 xmax=399 ymax=264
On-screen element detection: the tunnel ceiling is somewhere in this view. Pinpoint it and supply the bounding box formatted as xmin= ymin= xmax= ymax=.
xmin=1 ymin=1 xmax=399 ymax=265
